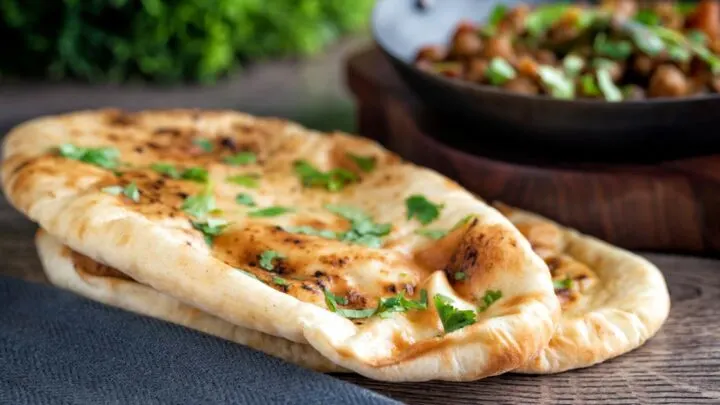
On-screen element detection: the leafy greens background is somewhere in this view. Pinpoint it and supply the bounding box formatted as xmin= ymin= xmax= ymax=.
xmin=0 ymin=0 xmax=375 ymax=83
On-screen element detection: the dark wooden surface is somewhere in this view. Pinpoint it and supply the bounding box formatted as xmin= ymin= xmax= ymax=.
xmin=0 ymin=42 xmax=719 ymax=405
xmin=346 ymin=48 xmax=720 ymax=256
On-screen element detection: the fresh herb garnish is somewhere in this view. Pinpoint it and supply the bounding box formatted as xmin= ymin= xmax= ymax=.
xmin=687 ymin=30 xmax=707 ymax=45
xmin=325 ymin=204 xmax=392 ymax=248
xmin=102 ymin=182 xmax=140 ymax=202
xmin=633 ymin=9 xmax=659 ymax=26
xmin=454 ymin=272 xmax=466 ymax=281
xmin=406 ymin=195 xmax=443 ymax=225
xmin=524 ymin=4 xmax=569 ymax=38
xmin=235 ymin=193 xmax=256 ymax=207
xmin=224 ymin=152 xmax=257 ymax=166
xmin=284 ymin=226 xmax=337 ymax=239
xmin=347 ymin=153 xmax=376 ymax=173
xmin=375 ymin=289 xmax=428 ymax=319
xmin=294 ymin=160 xmax=358 ymax=192
xmin=537 ymin=65 xmax=575 ymax=99
xmin=226 ymin=174 xmax=260 ymax=188
xmin=596 ymin=69 xmax=623 ymax=102
xmin=272 ymin=276 xmax=289 ymax=286
xmin=433 ymin=294 xmax=477 ymax=334
xmin=58 ymin=144 xmax=120 ymax=169
xmin=593 ymin=33 xmax=633 ymax=60
xmin=488 ymin=4 xmax=508 ymax=27
xmin=553 ymin=277 xmax=573 ymax=290
xmin=248 ymin=206 xmax=293 ymax=218
xmin=452 ymin=214 xmax=474 ymax=230
xmin=581 ymin=73 xmax=601 ymax=96
xmin=191 ymin=218 xmax=228 ymax=246
xmin=182 ymin=188 xmax=216 ymax=218
xmin=486 ymin=57 xmax=516 ymax=86
xmin=623 ymin=21 xmax=665 ymax=56
xmin=259 ymin=250 xmax=285 ymax=271
xmin=323 ymin=290 xmax=376 ymax=319
xmin=477 ymin=290 xmax=503 ymax=312
xmin=151 ymin=163 xmax=181 ymax=179
xmin=193 ymin=138 xmax=214 ymax=153
xmin=415 ymin=228 xmax=448 ymax=240
xmin=180 ymin=167 xmax=210 ymax=183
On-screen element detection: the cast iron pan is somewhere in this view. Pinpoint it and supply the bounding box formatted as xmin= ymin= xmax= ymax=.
xmin=372 ymin=0 xmax=720 ymax=154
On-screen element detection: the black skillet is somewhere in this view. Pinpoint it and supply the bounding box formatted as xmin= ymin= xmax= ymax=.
xmin=371 ymin=0 xmax=720 ymax=156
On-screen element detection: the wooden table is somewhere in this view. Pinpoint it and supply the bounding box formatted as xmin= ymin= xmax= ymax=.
xmin=1 ymin=42 xmax=719 ymax=405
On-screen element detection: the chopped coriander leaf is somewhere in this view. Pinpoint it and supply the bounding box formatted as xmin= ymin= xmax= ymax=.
xmin=58 ymin=144 xmax=120 ymax=169
xmin=581 ymin=73 xmax=601 ymax=96
xmin=323 ymin=290 xmax=376 ymax=319
xmin=236 ymin=268 xmax=258 ymax=280
xmin=347 ymin=153 xmax=377 ymax=173
xmin=596 ymin=69 xmax=623 ymax=102
xmin=415 ymin=228 xmax=448 ymax=240
xmin=406 ymin=195 xmax=444 ymax=225
xmin=633 ymin=9 xmax=659 ymax=26
xmin=272 ymin=276 xmax=289 ymax=286
xmin=433 ymin=294 xmax=477 ymax=334
xmin=284 ymin=226 xmax=337 ymax=239
xmin=593 ymin=33 xmax=633 ymax=60
xmin=562 ymin=54 xmax=585 ymax=77
xmin=123 ymin=182 xmax=141 ymax=202
xmin=537 ymin=65 xmax=575 ymax=99
xmin=376 ymin=289 xmax=428 ymax=319
xmin=294 ymin=160 xmax=358 ymax=192
xmin=486 ymin=57 xmax=516 ymax=86
xmin=191 ymin=218 xmax=228 ymax=246
xmin=454 ymin=272 xmax=466 ymax=281
xmin=226 ymin=174 xmax=260 ymax=188
xmin=235 ymin=193 xmax=256 ymax=207
xmin=477 ymin=290 xmax=503 ymax=312
xmin=182 ymin=188 xmax=216 ymax=218
xmin=180 ymin=167 xmax=209 ymax=183
xmin=151 ymin=163 xmax=181 ymax=179
xmin=248 ymin=206 xmax=293 ymax=218
xmin=326 ymin=204 xmax=392 ymax=248
xmin=553 ymin=277 xmax=573 ymax=290
xmin=193 ymin=138 xmax=214 ymax=152
xmin=488 ymin=4 xmax=508 ymax=27
xmin=524 ymin=4 xmax=569 ymax=38
xmin=259 ymin=250 xmax=285 ymax=271
xmin=224 ymin=152 xmax=257 ymax=166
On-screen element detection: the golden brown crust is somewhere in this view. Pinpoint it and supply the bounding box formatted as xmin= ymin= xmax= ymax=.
xmin=2 ymin=109 xmax=559 ymax=381
xmin=494 ymin=202 xmax=671 ymax=374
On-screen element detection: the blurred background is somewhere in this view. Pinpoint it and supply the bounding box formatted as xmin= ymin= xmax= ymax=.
xmin=0 ymin=0 xmax=376 ymax=134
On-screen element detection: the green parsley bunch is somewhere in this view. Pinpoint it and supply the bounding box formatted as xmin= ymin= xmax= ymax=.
xmin=0 ymin=0 xmax=374 ymax=83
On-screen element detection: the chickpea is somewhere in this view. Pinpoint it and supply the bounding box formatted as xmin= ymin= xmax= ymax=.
xmin=465 ymin=58 xmax=489 ymax=82
xmin=482 ymin=34 xmax=515 ymax=61
xmin=649 ymin=64 xmax=689 ymax=98
xmin=503 ymin=76 xmax=540 ymax=95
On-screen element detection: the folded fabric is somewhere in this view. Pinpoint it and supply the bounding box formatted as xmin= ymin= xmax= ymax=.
xmin=0 ymin=276 xmax=399 ymax=405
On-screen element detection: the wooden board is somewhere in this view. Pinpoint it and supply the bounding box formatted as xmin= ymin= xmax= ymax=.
xmin=345 ymin=47 xmax=720 ymax=256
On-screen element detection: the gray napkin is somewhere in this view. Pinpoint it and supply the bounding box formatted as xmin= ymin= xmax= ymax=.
xmin=0 ymin=276 xmax=400 ymax=405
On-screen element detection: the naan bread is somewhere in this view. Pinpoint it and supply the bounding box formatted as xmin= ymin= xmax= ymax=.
xmin=2 ymin=109 xmax=559 ymax=381
xmin=494 ymin=203 xmax=671 ymax=374
xmin=35 ymin=229 xmax=345 ymax=373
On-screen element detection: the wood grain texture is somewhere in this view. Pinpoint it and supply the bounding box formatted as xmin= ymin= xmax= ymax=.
xmin=345 ymin=47 xmax=720 ymax=256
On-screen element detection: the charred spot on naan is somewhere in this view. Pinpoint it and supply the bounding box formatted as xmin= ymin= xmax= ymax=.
xmin=443 ymin=220 xmax=525 ymax=301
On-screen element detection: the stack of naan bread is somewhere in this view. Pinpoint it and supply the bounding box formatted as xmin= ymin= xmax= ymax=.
xmin=1 ymin=109 xmax=670 ymax=381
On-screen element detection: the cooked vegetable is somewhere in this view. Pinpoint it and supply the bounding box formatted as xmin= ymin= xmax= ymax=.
xmin=415 ymin=0 xmax=720 ymax=101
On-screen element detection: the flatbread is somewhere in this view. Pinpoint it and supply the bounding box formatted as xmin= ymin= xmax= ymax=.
xmin=494 ymin=203 xmax=671 ymax=374
xmin=35 ymin=229 xmax=346 ymax=373
xmin=2 ymin=109 xmax=559 ymax=381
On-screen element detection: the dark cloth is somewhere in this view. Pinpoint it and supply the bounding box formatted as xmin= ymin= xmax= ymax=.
xmin=0 ymin=276 xmax=400 ymax=405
